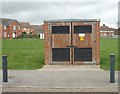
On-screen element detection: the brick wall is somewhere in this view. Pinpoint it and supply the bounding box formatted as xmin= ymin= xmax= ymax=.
xmin=96 ymin=22 xmax=100 ymax=65
xmin=2 ymin=21 xmax=22 ymax=38
xmin=44 ymin=22 xmax=49 ymax=64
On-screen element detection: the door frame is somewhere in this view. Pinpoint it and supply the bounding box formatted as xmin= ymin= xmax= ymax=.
xmin=12 ymin=32 xmax=16 ymax=38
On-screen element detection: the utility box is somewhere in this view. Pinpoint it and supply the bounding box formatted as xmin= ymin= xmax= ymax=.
xmin=44 ymin=19 xmax=100 ymax=65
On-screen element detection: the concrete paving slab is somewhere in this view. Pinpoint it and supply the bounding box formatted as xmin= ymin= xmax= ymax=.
xmin=41 ymin=65 xmax=103 ymax=71
xmin=2 ymin=86 xmax=119 ymax=92
xmin=1 ymin=65 xmax=119 ymax=92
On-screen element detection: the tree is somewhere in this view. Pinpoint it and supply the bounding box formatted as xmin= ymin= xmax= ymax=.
xmin=22 ymin=32 xmax=26 ymax=38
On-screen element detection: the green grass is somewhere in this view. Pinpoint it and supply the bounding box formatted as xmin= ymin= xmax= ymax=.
xmin=2 ymin=39 xmax=44 ymax=70
xmin=100 ymin=38 xmax=118 ymax=70
xmin=1 ymin=38 xmax=119 ymax=70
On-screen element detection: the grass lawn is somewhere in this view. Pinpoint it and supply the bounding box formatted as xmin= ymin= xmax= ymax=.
xmin=1 ymin=38 xmax=119 ymax=70
xmin=100 ymin=38 xmax=118 ymax=70
xmin=2 ymin=39 xmax=44 ymax=70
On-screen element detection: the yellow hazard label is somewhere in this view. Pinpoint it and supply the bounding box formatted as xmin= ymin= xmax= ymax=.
xmin=80 ymin=36 xmax=84 ymax=41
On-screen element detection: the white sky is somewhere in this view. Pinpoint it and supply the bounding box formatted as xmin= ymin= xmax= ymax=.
xmin=1 ymin=0 xmax=119 ymax=28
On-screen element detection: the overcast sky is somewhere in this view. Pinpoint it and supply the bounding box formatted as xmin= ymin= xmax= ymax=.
xmin=1 ymin=0 xmax=119 ymax=28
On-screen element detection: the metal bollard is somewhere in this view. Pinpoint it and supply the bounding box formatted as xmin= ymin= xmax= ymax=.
xmin=110 ymin=53 xmax=115 ymax=83
xmin=2 ymin=55 xmax=8 ymax=82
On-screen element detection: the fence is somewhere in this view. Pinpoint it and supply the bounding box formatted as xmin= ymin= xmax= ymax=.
xmin=101 ymin=35 xmax=120 ymax=38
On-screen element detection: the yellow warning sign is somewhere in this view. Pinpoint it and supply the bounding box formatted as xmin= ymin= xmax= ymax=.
xmin=80 ymin=36 xmax=85 ymax=41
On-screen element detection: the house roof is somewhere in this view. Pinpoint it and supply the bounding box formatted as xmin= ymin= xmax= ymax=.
xmin=31 ymin=25 xmax=44 ymax=33
xmin=100 ymin=24 xmax=116 ymax=31
xmin=19 ymin=22 xmax=31 ymax=28
xmin=0 ymin=18 xmax=19 ymax=26
xmin=44 ymin=19 xmax=100 ymax=23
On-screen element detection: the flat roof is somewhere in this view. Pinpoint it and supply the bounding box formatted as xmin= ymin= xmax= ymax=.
xmin=44 ymin=19 xmax=100 ymax=23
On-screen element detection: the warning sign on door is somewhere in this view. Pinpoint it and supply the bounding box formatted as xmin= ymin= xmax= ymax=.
xmin=79 ymin=33 xmax=85 ymax=41
xmin=80 ymin=36 xmax=84 ymax=41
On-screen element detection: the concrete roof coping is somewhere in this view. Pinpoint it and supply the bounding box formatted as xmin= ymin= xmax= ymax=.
xmin=44 ymin=19 xmax=100 ymax=23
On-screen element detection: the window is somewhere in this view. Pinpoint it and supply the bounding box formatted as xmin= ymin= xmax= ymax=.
xmin=24 ymin=28 xmax=26 ymax=30
xmin=104 ymin=33 xmax=107 ymax=36
xmin=4 ymin=26 xmax=6 ymax=30
xmin=112 ymin=34 xmax=114 ymax=36
xmin=4 ymin=32 xmax=7 ymax=37
xmin=74 ymin=25 xmax=92 ymax=33
xmin=52 ymin=26 xmax=69 ymax=34
xmin=18 ymin=26 xmax=20 ymax=30
xmin=13 ymin=26 xmax=16 ymax=30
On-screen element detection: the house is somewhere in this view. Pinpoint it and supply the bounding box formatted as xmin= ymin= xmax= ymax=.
xmin=114 ymin=28 xmax=120 ymax=38
xmin=31 ymin=25 xmax=44 ymax=39
xmin=19 ymin=22 xmax=33 ymax=34
xmin=100 ymin=24 xmax=115 ymax=37
xmin=0 ymin=18 xmax=22 ymax=38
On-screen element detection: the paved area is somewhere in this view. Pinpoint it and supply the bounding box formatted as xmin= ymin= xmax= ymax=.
xmin=41 ymin=65 xmax=103 ymax=71
xmin=1 ymin=65 xmax=119 ymax=92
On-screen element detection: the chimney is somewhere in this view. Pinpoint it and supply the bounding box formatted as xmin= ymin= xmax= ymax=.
xmin=103 ymin=24 xmax=105 ymax=26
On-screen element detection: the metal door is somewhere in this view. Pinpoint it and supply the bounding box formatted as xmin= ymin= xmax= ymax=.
xmin=72 ymin=22 xmax=93 ymax=64
xmin=51 ymin=22 xmax=93 ymax=64
xmin=51 ymin=22 xmax=72 ymax=64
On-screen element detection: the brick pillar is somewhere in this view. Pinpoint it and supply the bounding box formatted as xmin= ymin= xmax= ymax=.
xmin=44 ymin=23 xmax=49 ymax=64
xmin=96 ymin=22 xmax=100 ymax=65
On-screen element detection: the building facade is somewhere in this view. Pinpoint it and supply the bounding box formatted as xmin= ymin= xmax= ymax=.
xmin=19 ymin=22 xmax=33 ymax=34
xmin=1 ymin=18 xmax=22 ymax=38
xmin=100 ymin=24 xmax=115 ymax=37
xmin=31 ymin=25 xmax=44 ymax=39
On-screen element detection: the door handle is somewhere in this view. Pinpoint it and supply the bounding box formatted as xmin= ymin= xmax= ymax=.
xmin=66 ymin=45 xmax=77 ymax=48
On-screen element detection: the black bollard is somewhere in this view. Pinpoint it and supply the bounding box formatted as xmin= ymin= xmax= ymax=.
xmin=2 ymin=55 xmax=8 ymax=82
xmin=110 ymin=54 xmax=115 ymax=83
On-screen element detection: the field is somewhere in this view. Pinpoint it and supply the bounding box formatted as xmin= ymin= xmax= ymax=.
xmin=100 ymin=38 xmax=118 ymax=70
xmin=2 ymin=39 xmax=44 ymax=70
xmin=1 ymin=38 xmax=119 ymax=70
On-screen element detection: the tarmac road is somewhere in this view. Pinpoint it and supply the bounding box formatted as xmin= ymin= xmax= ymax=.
xmin=1 ymin=65 xmax=119 ymax=93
